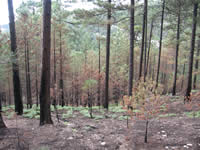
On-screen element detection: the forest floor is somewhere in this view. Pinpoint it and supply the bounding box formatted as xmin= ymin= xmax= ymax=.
xmin=0 ymin=93 xmax=200 ymax=150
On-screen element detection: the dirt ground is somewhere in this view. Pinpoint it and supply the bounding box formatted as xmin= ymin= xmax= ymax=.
xmin=0 ymin=95 xmax=200 ymax=150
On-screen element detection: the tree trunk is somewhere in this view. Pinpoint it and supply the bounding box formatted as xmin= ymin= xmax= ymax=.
xmin=144 ymin=0 xmax=148 ymax=82
xmin=53 ymin=27 xmax=57 ymax=106
xmin=185 ymin=2 xmax=198 ymax=101
xmin=7 ymin=72 xmax=11 ymax=105
xmin=181 ymin=63 xmax=185 ymax=90
xmin=59 ymin=30 xmax=64 ymax=107
xmin=146 ymin=18 xmax=154 ymax=78
xmin=24 ymin=35 xmax=29 ymax=108
xmin=104 ymin=0 xmax=111 ymax=110
xmin=97 ymin=27 xmax=101 ymax=106
xmin=26 ymin=41 xmax=32 ymax=108
xmin=40 ymin=0 xmax=53 ymax=125
xmin=193 ymin=35 xmax=200 ymax=89
xmin=156 ymin=0 xmax=165 ymax=88
xmin=0 ymin=113 xmax=6 ymax=128
xmin=144 ymin=120 xmax=148 ymax=143
xmin=139 ymin=0 xmax=147 ymax=79
xmin=172 ymin=6 xmax=181 ymax=96
xmin=8 ymin=0 xmax=23 ymax=115
xmin=128 ymin=0 xmax=135 ymax=96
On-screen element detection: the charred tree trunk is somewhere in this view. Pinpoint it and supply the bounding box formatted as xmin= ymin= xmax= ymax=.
xmin=8 ymin=0 xmax=23 ymax=115
xmin=7 ymin=72 xmax=11 ymax=105
xmin=40 ymin=0 xmax=53 ymax=125
xmin=144 ymin=0 xmax=148 ymax=82
xmin=139 ymin=0 xmax=147 ymax=79
xmin=156 ymin=0 xmax=165 ymax=88
xmin=128 ymin=0 xmax=135 ymax=96
xmin=26 ymin=41 xmax=32 ymax=108
xmin=172 ymin=6 xmax=181 ymax=96
xmin=193 ymin=35 xmax=200 ymax=89
xmin=146 ymin=18 xmax=154 ymax=78
xmin=181 ymin=63 xmax=185 ymax=90
xmin=53 ymin=27 xmax=57 ymax=106
xmin=97 ymin=28 xmax=101 ymax=106
xmin=185 ymin=2 xmax=198 ymax=101
xmin=0 ymin=112 xmax=6 ymax=128
xmin=59 ymin=30 xmax=64 ymax=107
xmin=104 ymin=0 xmax=111 ymax=110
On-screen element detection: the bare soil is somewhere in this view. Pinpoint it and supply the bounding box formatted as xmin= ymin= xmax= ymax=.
xmin=0 ymin=95 xmax=200 ymax=150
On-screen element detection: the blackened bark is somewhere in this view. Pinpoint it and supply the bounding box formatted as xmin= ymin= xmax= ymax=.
xmin=104 ymin=0 xmax=111 ymax=109
xmin=146 ymin=18 xmax=154 ymax=78
xmin=53 ymin=28 xmax=57 ymax=106
xmin=40 ymin=0 xmax=53 ymax=125
xmin=8 ymin=0 xmax=23 ymax=115
xmin=185 ymin=2 xmax=198 ymax=100
xmin=144 ymin=0 xmax=148 ymax=82
xmin=172 ymin=6 xmax=181 ymax=96
xmin=26 ymin=41 xmax=32 ymax=108
xmin=181 ymin=63 xmax=185 ymax=90
xmin=128 ymin=0 xmax=135 ymax=96
xmin=193 ymin=35 xmax=200 ymax=89
xmin=156 ymin=0 xmax=165 ymax=88
xmin=139 ymin=0 xmax=147 ymax=79
xmin=0 ymin=113 xmax=6 ymax=128
xmin=97 ymin=26 xmax=101 ymax=106
xmin=59 ymin=31 xmax=64 ymax=107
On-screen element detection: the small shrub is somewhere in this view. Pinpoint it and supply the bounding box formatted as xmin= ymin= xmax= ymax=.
xmin=159 ymin=113 xmax=176 ymax=118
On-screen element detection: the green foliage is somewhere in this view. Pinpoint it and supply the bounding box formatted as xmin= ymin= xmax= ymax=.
xmin=184 ymin=111 xmax=200 ymax=118
xmin=94 ymin=115 xmax=104 ymax=120
xmin=159 ymin=113 xmax=177 ymax=118
xmin=118 ymin=115 xmax=130 ymax=121
xmin=109 ymin=114 xmax=118 ymax=119
xmin=109 ymin=106 xmax=126 ymax=113
xmin=23 ymin=105 xmax=40 ymax=119
xmin=7 ymin=112 xmax=15 ymax=119
xmin=82 ymin=79 xmax=97 ymax=91
xmin=62 ymin=110 xmax=74 ymax=119
xmin=79 ymin=109 xmax=90 ymax=118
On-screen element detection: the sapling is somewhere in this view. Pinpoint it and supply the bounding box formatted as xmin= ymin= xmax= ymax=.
xmin=123 ymin=80 xmax=166 ymax=143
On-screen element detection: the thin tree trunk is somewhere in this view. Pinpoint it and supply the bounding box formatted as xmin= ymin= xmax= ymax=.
xmin=172 ymin=6 xmax=181 ymax=96
xmin=40 ymin=0 xmax=53 ymax=125
xmin=128 ymin=0 xmax=135 ymax=96
xmin=144 ymin=0 xmax=148 ymax=82
xmin=185 ymin=2 xmax=198 ymax=101
xmin=26 ymin=41 xmax=32 ymax=108
xmin=139 ymin=0 xmax=147 ymax=79
xmin=193 ymin=36 xmax=200 ymax=89
xmin=181 ymin=63 xmax=185 ymax=90
xmin=7 ymin=72 xmax=11 ymax=105
xmin=146 ymin=18 xmax=154 ymax=77
xmin=156 ymin=0 xmax=165 ymax=88
xmin=8 ymin=0 xmax=23 ymax=115
xmin=24 ymin=35 xmax=29 ymax=108
xmin=97 ymin=27 xmax=101 ymax=106
xmin=59 ymin=30 xmax=64 ymax=107
xmin=152 ymin=54 xmax=156 ymax=80
xmin=104 ymin=0 xmax=111 ymax=110
xmin=53 ymin=27 xmax=57 ymax=106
